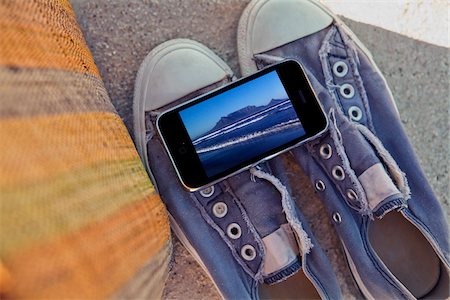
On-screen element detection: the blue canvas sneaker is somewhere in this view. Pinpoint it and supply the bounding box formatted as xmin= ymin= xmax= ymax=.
xmin=133 ymin=39 xmax=342 ymax=299
xmin=238 ymin=0 xmax=449 ymax=299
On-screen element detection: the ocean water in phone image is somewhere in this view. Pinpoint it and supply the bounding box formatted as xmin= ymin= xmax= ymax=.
xmin=179 ymin=71 xmax=305 ymax=177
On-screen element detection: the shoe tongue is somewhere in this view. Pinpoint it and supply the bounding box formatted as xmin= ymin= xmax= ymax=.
xmin=225 ymin=167 xmax=303 ymax=284
xmin=226 ymin=169 xmax=287 ymax=237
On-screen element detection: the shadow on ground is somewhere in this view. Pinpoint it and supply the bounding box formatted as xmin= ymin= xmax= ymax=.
xmin=72 ymin=1 xmax=449 ymax=299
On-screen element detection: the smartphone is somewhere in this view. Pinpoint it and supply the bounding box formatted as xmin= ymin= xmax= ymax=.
xmin=157 ymin=60 xmax=327 ymax=191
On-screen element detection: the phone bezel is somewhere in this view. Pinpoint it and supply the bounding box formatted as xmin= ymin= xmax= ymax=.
xmin=157 ymin=60 xmax=328 ymax=191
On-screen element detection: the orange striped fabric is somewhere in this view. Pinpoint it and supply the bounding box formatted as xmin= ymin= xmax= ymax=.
xmin=0 ymin=0 xmax=99 ymax=77
xmin=6 ymin=196 xmax=168 ymax=299
xmin=0 ymin=0 xmax=171 ymax=298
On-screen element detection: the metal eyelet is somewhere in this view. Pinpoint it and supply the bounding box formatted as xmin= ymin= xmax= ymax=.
xmin=226 ymin=223 xmax=242 ymax=239
xmin=241 ymin=244 xmax=257 ymax=261
xmin=333 ymin=61 xmax=348 ymax=77
xmin=332 ymin=165 xmax=346 ymax=181
xmin=348 ymin=106 xmax=363 ymax=122
xmin=339 ymin=83 xmax=355 ymax=99
xmin=332 ymin=212 xmax=342 ymax=224
xmin=319 ymin=143 xmax=332 ymax=160
xmin=212 ymin=202 xmax=228 ymax=218
xmin=200 ymin=185 xmax=215 ymax=198
xmin=315 ymin=180 xmax=326 ymax=191
xmin=346 ymin=189 xmax=358 ymax=201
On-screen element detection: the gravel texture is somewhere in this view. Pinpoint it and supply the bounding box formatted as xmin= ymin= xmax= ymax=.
xmin=71 ymin=1 xmax=449 ymax=299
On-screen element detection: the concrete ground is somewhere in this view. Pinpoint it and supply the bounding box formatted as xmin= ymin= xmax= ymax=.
xmin=72 ymin=1 xmax=449 ymax=299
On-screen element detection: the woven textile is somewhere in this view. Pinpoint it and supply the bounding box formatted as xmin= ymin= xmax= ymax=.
xmin=0 ymin=0 xmax=171 ymax=298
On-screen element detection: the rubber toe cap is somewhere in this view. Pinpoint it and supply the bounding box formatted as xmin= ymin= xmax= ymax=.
xmin=252 ymin=0 xmax=333 ymax=54
xmin=142 ymin=40 xmax=231 ymax=111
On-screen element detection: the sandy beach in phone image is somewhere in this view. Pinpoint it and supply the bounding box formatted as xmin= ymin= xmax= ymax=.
xmin=180 ymin=71 xmax=305 ymax=177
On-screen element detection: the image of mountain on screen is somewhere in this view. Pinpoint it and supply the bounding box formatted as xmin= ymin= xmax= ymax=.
xmin=192 ymin=98 xmax=305 ymax=177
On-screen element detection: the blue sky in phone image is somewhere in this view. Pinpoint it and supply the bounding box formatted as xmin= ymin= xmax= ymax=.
xmin=179 ymin=71 xmax=306 ymax=177
xmin=181 ymin=71 xmax=288 ymax=139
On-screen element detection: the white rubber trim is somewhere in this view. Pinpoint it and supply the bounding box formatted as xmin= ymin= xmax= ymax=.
xmin=168 ymin=213 xmax=226 ymax=300
xmin=133 ymin=39 xmax=233 ymax=190
xmin=237 ymin=0 xmax=400 ymax=116
xmin=341 ymin=242 xmax=376 ymax=300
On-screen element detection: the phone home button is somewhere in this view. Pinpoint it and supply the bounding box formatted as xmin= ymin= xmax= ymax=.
xmin=178 ymin=146 xmax=187 ymax=155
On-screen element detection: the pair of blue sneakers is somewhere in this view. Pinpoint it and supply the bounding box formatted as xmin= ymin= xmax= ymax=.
xmin=133 ymin=0 xmax=449 ymax=299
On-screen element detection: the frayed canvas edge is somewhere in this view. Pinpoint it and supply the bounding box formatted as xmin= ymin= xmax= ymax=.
xmin=327 ymin=109 xmax=372 ymax=216
xmin=249 ymin=168 xmax=313 ymax=256
xmin=356 ymin=124 xmax=411 ymax=201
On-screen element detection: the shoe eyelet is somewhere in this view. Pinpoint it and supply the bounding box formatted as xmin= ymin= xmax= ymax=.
xmin=315 ymin=180 xmax=326 ymax=191
xmin=332 ymin=165 xmax=346 ymax=181
xmin=333 ymin=61 xmax=348 ymax=77
xmin=319 ymin=143 xmax=332 ymax=160
xmin=346 ymin=189 xmax=358 ymax=201
xmin=332 ymin=212 xmax=342 ymax=224
xmin=241 ymin=244 xmax=257 ymax=261
xmin=212 ymin=202 xmax=228 ymax=218
xmin=226 ymin=223 xmax=242 ymax=239
xmin=339 ymin=83 xmax=355 ymax=99
xmin=200 ymin=185 xmax=215 ymax=198
xmin=348 ymin=106 xmax=363 ymax=122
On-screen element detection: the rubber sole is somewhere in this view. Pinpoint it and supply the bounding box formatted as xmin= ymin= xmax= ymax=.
xmin=168 ymin=213 xmax=226 ymax=299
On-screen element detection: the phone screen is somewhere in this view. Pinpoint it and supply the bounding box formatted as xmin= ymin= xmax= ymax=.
xmin=178 ymin=70 xmax=306 ymax=177
xmin=157 ymin=60 xmax=327 ymax=190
